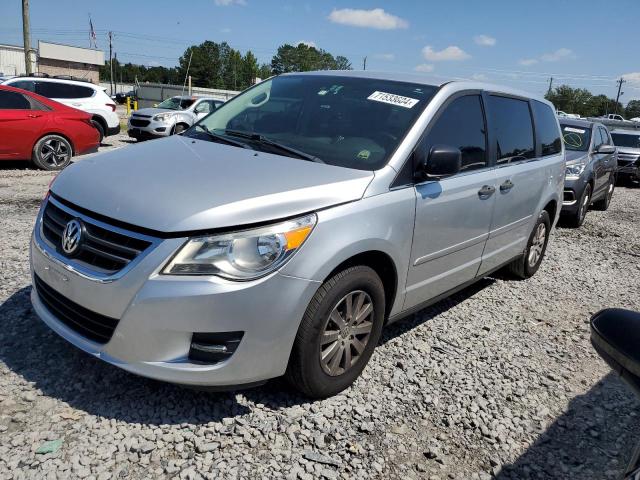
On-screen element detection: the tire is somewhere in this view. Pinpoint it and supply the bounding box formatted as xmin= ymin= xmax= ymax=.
xmin=91 ymin=119 xmax=105 ymax=143
xmin=564 ymin=183 xmax=592 ymax=228
xmin=31 ymin=134 xmax=73 ymax=171
xmin=171 ymin=123 xmax=187 ymax=135
xmin=286 ymin=266 xmax=386 ymax=398
xmin=592 ymin=176 xmax=615 ymax=211
xmin=506 ymin=210 xmax=551 ymax=279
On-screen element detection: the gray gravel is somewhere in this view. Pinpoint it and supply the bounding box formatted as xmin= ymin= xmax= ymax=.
xmin=1 ymin=155 xmax=639 ymax=479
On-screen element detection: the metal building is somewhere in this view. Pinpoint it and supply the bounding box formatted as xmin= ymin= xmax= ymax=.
xmin=0 ymin=44 xmax=26 ymax=76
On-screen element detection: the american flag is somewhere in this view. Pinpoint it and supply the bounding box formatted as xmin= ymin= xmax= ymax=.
xmin=89 ymin=18 xmax=97 ymax=48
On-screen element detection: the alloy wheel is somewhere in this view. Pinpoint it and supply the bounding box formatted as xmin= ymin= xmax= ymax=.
xmin=40 ymin=138 xmax=70 ymax=167
xmin=320 ymin=290 xmax=374 ymax=376
xmin=528 ymin=223 xmax=547 ymax=268
xmin=579 ymin=188 xmax=591 ymax=223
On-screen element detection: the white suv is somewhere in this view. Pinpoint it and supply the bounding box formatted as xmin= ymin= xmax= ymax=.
xmin=1 ymin=76 xmax=119 ymax=141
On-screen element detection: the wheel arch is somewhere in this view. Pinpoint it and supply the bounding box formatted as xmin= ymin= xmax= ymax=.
xmin=90 ymin=114 xmax=107 ymax=132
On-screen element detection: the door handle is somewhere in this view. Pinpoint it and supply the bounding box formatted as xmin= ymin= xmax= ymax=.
xmin=27 ymin=113 xmax=42 ymax=118
xmin=500 ymin=179 xmax=514 ymax=192
xmin=478 ymin=185 xmax=496 ymax=198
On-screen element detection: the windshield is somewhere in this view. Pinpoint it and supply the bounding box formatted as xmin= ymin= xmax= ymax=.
xmin=184 ymin=75 xmax=438 ymax=170
xmin=560 ymin=124 xmax=591 ymax=151
xmin=156 ymin=97 xmax=196 ymax=110
xmin=611 ymin=132 xmax=640 ymax=149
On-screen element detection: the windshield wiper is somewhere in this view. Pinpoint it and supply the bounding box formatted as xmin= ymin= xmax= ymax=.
xmin=191 ymin=125 xmax=252 ymax=149
xmin=224 ymin=129 xmax=325 ymax=163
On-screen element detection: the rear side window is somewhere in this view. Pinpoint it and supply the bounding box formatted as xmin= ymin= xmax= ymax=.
xmin=0 ymin=90 xmax=31 ymax=109
xmin=532 ymin=100 xmax=561 ymax=156
xmin=10 ymin=80 xmax=35 ymax=92
xmin=36 ymin=82 xmax=94 ymax=99
xmin=422 ymin=94 xmax=488 ymax=172
xmin=488 ymin=96 xmax=535 ymax=164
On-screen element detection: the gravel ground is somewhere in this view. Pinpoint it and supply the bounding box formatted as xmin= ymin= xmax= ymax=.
xmin=1 ymin=153 xmax=639 ymax=479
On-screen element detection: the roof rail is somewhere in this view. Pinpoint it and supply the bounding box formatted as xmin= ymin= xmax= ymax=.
xmin=27 ymin=72 xmax=50 ymax=78
xmin=52 ymin=75 xmax=93 ymax=83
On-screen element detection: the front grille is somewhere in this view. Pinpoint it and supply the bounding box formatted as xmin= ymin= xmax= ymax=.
xmin=34 ymin=274 xmax=119 ymax=344
xmin=41 ymin=200 xmax=153 ymax=274
xmin=130 ymin=119 xmax=150 ymax=127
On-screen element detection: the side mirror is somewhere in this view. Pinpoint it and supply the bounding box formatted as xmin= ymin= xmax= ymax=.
xmin=596 ymin=144 xmax=616 ymax=154
xmin=419 ymin=144 xmax=462 ymax=179
xmin=591 ymin=308 xmax=640 ymax=395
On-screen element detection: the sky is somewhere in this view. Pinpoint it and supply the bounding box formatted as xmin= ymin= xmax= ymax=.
xmin=1 ymin=0 xmax=639 ymax=102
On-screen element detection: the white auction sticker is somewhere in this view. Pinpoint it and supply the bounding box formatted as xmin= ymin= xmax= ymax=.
xmin=367 ymin=91 xmax=419 ymax=108
xmin=564 ymin=127 xmax=586 ymax=134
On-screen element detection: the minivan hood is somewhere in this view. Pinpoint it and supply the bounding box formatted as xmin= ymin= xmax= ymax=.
xmin=565 ymin=150 xmax=589 ymax=164
xmin=52 ymin=136 xmax=374 ymax=233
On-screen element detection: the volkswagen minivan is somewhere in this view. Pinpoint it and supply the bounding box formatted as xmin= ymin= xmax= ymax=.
xmin=30 ymin=72 xmax=564 ymax=398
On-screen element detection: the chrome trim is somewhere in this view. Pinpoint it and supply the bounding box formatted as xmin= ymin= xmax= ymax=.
xmin=34 ymin=196 xmax=162 ymax=283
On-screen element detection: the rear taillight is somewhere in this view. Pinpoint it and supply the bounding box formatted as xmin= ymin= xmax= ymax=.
xmin=106 ymin=103 xmax=116 ymax=112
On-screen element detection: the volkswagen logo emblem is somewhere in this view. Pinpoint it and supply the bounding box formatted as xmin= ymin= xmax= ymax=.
xmin=61 ymin=219 xmax=83 ymax=256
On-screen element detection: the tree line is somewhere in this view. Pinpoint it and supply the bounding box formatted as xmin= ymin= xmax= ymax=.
xmin=545 ymin=85 xmax=640 ymax=119
xmin=100 ymin=41 xmax=352 ymax=91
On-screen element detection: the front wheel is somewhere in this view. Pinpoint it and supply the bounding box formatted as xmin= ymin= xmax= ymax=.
xmin=564 ymin=183 xmax=592 ymax=228
xmin=286 ymin=266 xmax=385 ymax=398
xmin=592 ymin=176 xmax=615 ymax=211
xmin=506 ymin=210 xmax=551 ymax=279
xmin=32 ymin=135 xmax=73 ymax=171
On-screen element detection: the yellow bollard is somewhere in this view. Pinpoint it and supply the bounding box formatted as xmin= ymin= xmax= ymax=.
xmin=133 ymin=100 xmax=138 ymax=111
xmin=126 ymin=97 xmax=131 ymax=116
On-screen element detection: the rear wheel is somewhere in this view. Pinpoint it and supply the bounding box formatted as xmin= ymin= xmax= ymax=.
xmin=286 ymin=266 xmax=385 ymax=398
xmin=592 ymin=176 xmax=615 ymax=211
xmin=506 ymin=210 xmax=551 ymax=279
xmin=31 ymin=135 xmax=72 ymax=171
xmin=91 ymin=119 xmax=105 ymax=143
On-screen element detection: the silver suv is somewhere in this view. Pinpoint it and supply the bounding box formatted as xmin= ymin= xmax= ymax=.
xmin=30 ymin=72 xmax=564 ymax=398
xmin=128 ymin=95 xmax=223 ymax=140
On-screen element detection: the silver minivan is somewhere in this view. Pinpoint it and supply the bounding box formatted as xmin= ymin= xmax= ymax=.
xmin=30 ymin=72 xmax=564 ymax=398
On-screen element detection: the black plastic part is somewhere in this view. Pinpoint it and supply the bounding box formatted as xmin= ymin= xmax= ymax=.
xmin=420 ymin=144 xmax=462 ymax=179
xmin=188 ymin=331 xmax=244 ymax=364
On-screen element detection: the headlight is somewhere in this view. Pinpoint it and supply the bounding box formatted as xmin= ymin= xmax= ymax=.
xmin=153 ymin=113 xmax=174 ymax=121
xmin=163 ymin=213 xmax=316 ymax=280
xmin=565 ymin=163 xmax=586 ymax=178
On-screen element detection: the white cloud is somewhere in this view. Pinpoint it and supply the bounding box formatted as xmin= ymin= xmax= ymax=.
xmin=220 ymin=27 xmax=232 ymax=33
xmin=414 ymin=64 xmax=434 ymax=73
xmin=296 ymin=40 xmax=317 ymax=48
xmin=374 ymin=53 xmax=395 ymax=61
xmin=422 ymin=45 xmax=470 ymax=62
xmin=622 ymin=72 xmax=640 ymax=84
xmin=328 ymin=8 xmax=408 ymax=30
xmin=474 ymin=34 xmax=496 ymax=47
xmin=214 ymin=0 xmax=246 ymax=6
xmin=518 ymin=58 xmax=538 ymax=66
xmin=540 ymin=48 xmax=573 ymax=62
xmin=471 ymin=73 xmax=488 ymax=81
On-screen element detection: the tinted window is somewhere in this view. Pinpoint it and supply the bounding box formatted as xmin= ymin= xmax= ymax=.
xmin=592 ymin=127 xmax=604 ymax=149
xmin=36 ymin=82 xmax=94 ymax=99
xmin=599 ymin=127 xmax=611 ymax=145
xmin=423 ymin=95 xmax=487 ymax=172
xmin=0 ymin=91 xmax=31 ymax=109
xmin=532 ymin=100 xmax=561 ymax=156
xmin=10 ymin=80 xmax=35 ymax=92
xmin=488 ymin=96 xmax=535 ymax=163
xmin=611 ymin=132 xmax=640 ymax=148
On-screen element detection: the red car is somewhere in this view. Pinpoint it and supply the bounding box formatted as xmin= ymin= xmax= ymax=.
xmin=0 ymin=85 xmax=99 ymax=170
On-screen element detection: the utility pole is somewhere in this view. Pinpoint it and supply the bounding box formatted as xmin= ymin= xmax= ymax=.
xmin=546 ymin=77 xmax=553 ymax=97
xmin=614 ymin=77 xmax=626 ymax=115
xmin=22 ymin=0 xmax=33 ymax=75
xmin=363 ymin=56 xmax=367 ymax=71
xmin=108 ymin=31 xmax=114 ymax=96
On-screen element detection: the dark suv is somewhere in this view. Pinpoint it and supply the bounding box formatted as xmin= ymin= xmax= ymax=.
xmin=560 ymin=119 xmax=617 ymax=227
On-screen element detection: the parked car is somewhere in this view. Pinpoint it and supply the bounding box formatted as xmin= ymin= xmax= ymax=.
xmin=1 ymin=76 xmax=119 ymax=142
xmin=591 ymin=308 xmax=640 ymax=479
xmin=0 ymin=85 xmax=99 ymax=170
xmin=610 ymin=129 xmax=640 ymax=185
xmin=631 ymin=117 xmax=640 ymax=123
xmin=114 ymin=90 xmax=136 ymax=105
xmin=30 ymin=72 xmax=563 ymax=398
xmin=127 ymin=96 xmax=223 ymax=140
xmin=559 ymin=119 xmax=617 ymax=227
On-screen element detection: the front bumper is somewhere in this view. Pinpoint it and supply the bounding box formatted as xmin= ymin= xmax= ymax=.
xmin=561 ymin=176 xmax=587 ymax=214
xmin=127 ymin=117 xmax=174 ymax=138
xmin=29 ymin=212 xmax=320 ymax=387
